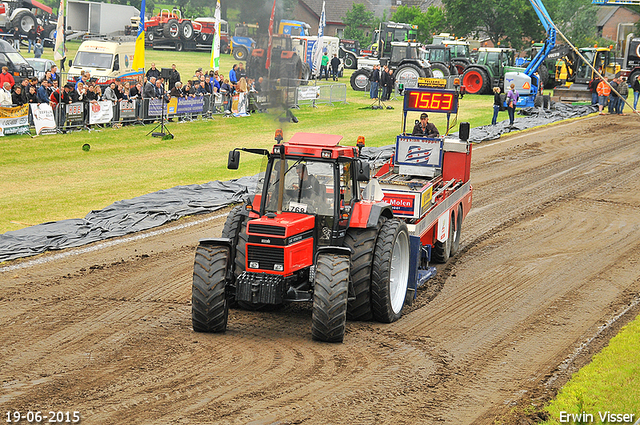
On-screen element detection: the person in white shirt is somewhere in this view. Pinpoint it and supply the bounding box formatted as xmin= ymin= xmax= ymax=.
xmin=0 ymin=82 xmax=12 ymax=106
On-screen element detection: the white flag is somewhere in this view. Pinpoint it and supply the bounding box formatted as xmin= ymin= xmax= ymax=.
xmin=211 ymin=0 xmax=221 ymax=70
xmin=53 ymin=0 xmax=65 ymax=61
xmin=312 ymin=1 xmax=326 ymax=77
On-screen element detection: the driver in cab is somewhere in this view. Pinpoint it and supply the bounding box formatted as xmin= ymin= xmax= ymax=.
xmin=412 ymin=113 xmax=439 ymax=138
xmin=293 ymin=164 xmax=321 ymax=196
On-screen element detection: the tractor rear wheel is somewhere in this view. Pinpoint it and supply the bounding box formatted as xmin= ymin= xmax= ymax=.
xmin=371 ymin=219 xmax=410 ymax=323
xmin=350 ymin=68 xmax=371 ymax=91
xmin=462 ymin=67 xmax=490 ymax=94
xmin=312 ymin=253 xmax=349 ymax=342
xmin=13 ymin=11 xmax=36 ymax=34
xmin=344 ymin=227 xmax=378 ymax=321
xmin=163 ymin=19 xmax=180 ymax=39
xmin=431 ymin=62 xmax=450 ymax=78
xmin=192 ymin=245 xmax=230 ymax=332
xmin=432 ymin=214 xmax=454 ymax=263
xmin=395 ymin=63 xmax=426 ymax=90
xmin=180 ymin=21 xmax=195 ymax=40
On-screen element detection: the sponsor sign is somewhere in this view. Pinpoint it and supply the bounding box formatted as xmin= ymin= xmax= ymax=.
xmin=89 ymin=101 xmax=114 ymax=124
xmin=119 ymin=100 xmax=136 ymax=119
xmin=298 ymin=86 xmax=320 ymax=100
xmin=176 ymin=96 xmax=205 ymax=114
xmin=0 ymin=105 xmax=30 ymax=136
xmin=66 ymin=102 xmax=84 ymax=122
xmin=395 ymin=135 xmax=443 ymax=167
xmin=30 ymin=104 xmax=57 ymax=135
xmin=418 ymin=77 xmax=447 ymax=88
xmin=380 ymin=183 xmax=433 ymax=219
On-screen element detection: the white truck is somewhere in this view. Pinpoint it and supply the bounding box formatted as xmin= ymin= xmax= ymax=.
xmin=67 ymin=40 xmax=143 ymax=85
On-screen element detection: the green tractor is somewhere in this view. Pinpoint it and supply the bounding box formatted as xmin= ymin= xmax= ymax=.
xmin=461 ymin=47 xmax=517 ymax=94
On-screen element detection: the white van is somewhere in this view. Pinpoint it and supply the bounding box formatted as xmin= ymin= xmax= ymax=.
xmin=67 ymin=40 xmax=143 ymax=85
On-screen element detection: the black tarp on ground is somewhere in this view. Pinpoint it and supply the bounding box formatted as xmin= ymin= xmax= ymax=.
xmin=0 ymin=103 xmax=598 ymax=263
xmin=0 ymin=176 xmax=258 ymax=263
xmin=460 ymin=102 xmax=598 ymax=143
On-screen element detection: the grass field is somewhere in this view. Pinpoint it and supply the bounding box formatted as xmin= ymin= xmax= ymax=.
xmin=3 ymin=44 xmax=500 ymax=234
xmin=541 ymin=317 xmax=640 ymax=424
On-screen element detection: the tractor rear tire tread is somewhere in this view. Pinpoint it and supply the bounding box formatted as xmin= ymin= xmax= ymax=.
xmin=343 ymin=227 xmax=378 ymax=321
xmin=192 ymin=245 xmax=229 ymax=333
xmin=312 ymin=254 xmax=349 ymax=342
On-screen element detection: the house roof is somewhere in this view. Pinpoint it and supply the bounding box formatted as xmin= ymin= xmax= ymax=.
xmin=298 ymin=0 xmax=369 ymax=25
xmin=596 ymin=6 xmax=640 ymax=27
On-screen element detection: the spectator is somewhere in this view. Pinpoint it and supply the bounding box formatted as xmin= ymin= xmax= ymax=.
xmin=37 ymin=79 xmax=51 ymax=103
xmin=27 ymin=26 xmax=37 ymax=53
xmin=130 ymin=82 xmax=142 ymax=98
xmin=0 ymin=82 xmax=12 ymax=106
xmin=633 ymin=74 xmax=640 ymax=111
xmin=50 ymin=65 xmax=60 ymax=85
xmin=12 ymin=85 xmax=24 ymax=106
xmin=237 ymin=77 xmax=248 ymax=114
xmin=19 ymin=78 xmax=29 ymax=103
xmin=85 ymin=84 xmax=98 ymax=102
xmin=0 ymin=66 xmax=15 ymax=88
xmin=229 ymin=64 xmax=238 ymax=84
xmin=143 ymin=77 xmax=156 ymax=98
xmin=12 ymin=27 xmax=21 ymax=51
xmin=75 ymin=73 xmax=88 ymax=89
xmin=120 ymin=82 xmax=131 ymax=100
xmin=608 ymin=77 xmax=618 ymax=114
xmin=616 ymin=77 xmax=628 ymax=115
xmin=26 ymin=85 xmax=38 ymax=104
xmin=34 ymin=38 xmax=43 ymax=58
xmin=146 ymin=63 xmax=161 ymax=80
xmin=170 ymin=81 xmax=184 ymax=98
xmin=155 ymin=79 xmax=167 ymax=100
xmin=330 ymin=54 xmax=340 ymax=81
xmin=103 ymin=82 xmax=118 ymax=103
xmin=220 ymin=78 xmax=233 ymax=112
xmin=319 ymin=52 xmax=329 ymax=80
xmin=71 ymin=82 xmax=86 ymax=102
xmin=168 ymin=64 xmax=180 ymax=90
xmin=597 ymin=76 xmax=610 ymax=115
xmin=369 ymin=64 xmax=380 ymax=99
xmin=94 ymin=85 xmax=103 ymax=101
xmin=237 ymin=63 xmax=246 ymax=80
xmin=193 ymin=67 xmax=203 ymax=81
xmin=43 ymin=70 xmax=52 ymax=84
xmin=194 ymin=80 xmax=207 ymax=96
xmin=183 ymin=81 xmax=194 ymax=97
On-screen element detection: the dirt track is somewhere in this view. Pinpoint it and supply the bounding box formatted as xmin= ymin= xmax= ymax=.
xmin=2 ymin=115 xmax=640 ymax=425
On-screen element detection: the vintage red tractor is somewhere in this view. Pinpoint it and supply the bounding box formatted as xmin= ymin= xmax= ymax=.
xmin=192 ymin=88 xmax=473 ymax=342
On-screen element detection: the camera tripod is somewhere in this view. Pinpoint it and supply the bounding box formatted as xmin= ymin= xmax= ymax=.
xmin=370 ymin=85 xmax=393 ymax=110
xmin=147 ymin=95 xmax=174 ymax=139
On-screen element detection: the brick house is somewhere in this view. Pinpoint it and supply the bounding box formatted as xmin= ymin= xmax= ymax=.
xmin=293 ymin=0 xmax=388 ymax=37
xmin=596 ymin=6 xmax=640 ymax=41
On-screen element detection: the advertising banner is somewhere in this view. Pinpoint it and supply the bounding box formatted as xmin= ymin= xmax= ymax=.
xmin=119 ymin=100 xmax=136 ymax=120
xmin=0 ymin=105 xmax=30 ymax=136
xmin=30 ymin=104 xmax=57 ymax=135
xmin=66 ymin=102 xmax=84 ymax=122
xmin=176 ymin=96 xmax=205 ymax=114
xmin=89 ymin=101 xmax=114 ymax=124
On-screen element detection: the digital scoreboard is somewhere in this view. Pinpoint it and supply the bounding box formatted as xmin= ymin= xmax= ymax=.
xmin=403 ymin=88 xmax=458 ymax=114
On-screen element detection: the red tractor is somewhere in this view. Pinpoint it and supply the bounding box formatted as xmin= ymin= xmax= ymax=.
xmin=145 ymin=9 xmax=196 ymax=43
xmin=192 ymin=88 xmax=473 ymax=342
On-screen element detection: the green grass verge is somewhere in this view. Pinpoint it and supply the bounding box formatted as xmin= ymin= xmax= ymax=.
xmin=541 ymin=315 xmax=640 ymax=424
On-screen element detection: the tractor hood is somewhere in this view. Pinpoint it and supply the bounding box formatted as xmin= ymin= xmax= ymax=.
xmin=247 ymin=213 xmax=315 ymax=240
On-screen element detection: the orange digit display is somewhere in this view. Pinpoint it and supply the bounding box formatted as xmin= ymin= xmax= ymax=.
xmin=404 ymin=89 xmax=458 ymax=114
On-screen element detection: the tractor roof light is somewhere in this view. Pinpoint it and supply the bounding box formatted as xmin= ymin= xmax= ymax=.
xmin=356 ymin=136 xmax=365 ymax=155
xmin=275 ymin=129 xmax=283 ymax=142
xmin=321 ymin=149 xmax=332 ymax=159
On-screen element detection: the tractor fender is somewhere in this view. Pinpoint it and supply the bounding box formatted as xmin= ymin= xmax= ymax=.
xmin=316 ymin=246 xmax=352 ymax=258
xmin=349 ymin=202 xmax=394 ymax=229
xmin=198 ymin=238 xmax=234 ymax=250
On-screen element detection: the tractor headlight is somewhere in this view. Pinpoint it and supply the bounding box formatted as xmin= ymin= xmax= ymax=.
xmin=273 ymin=264 xmax=284 ymax=271
xmin=249 ymin=261 xmax=259 ymax=269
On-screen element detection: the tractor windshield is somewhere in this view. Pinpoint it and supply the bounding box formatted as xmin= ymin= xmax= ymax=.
xmin=264 ymin=158 xmax=335 ymax=216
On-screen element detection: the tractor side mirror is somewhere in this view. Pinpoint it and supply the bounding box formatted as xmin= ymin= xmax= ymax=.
xmin=356 ymin=160 xmax=370 ymax=182
xmin=68 ymin=59 xmax=72 ymax=67
xmin=228 ymin=150 xmax=240 ymax=169
xmin=459 ymin=122 xmax=470 ymax=141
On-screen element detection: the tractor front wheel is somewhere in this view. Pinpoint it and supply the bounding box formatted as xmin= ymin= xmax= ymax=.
xmin=192 ymin=245 xmax=230 ymax=332
xmin=312 ymin=253 xmax=349 ymax=342
xmin=350 ymin=68 xmax=371 ymax=91
xmin=371 ymin=219 xmax=410 ymax=323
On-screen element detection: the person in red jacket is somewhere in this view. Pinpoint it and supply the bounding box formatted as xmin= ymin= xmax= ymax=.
xmin=597 ymin=76 xmax=611 ymax=115
xmin=0 ymin=66 xmax=15 ymax=88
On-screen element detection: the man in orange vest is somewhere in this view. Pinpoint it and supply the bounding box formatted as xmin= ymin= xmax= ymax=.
xmin=597 ymin=76 xmax=611 ymax=115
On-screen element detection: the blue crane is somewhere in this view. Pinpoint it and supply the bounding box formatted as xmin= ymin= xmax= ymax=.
xmin=505 ymin=0 xmax=557 ymax=108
